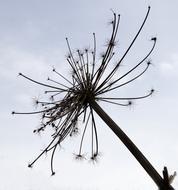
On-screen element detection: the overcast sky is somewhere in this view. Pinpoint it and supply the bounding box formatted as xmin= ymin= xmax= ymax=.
xmin=0 ymin=0 xmax=178 ymax=190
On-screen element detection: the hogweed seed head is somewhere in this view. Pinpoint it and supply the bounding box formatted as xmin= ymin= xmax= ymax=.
xmin=13 ymin=7 xmax=156 ymax=175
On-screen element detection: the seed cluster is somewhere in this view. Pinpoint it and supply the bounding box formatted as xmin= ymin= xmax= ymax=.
xmin=13 ymin=6 xmax=156 ymax=175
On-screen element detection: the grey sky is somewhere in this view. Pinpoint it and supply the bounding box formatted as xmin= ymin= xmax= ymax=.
xmin=0 ymin=0 xmax=178 ymax=190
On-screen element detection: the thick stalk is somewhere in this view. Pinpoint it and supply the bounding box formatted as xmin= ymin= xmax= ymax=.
xmin=89 ymin=99 xmax=174 ymax=190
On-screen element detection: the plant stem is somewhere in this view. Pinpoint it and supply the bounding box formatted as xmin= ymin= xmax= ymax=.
xmin=89 ymin=99 xmax=174 ymax=190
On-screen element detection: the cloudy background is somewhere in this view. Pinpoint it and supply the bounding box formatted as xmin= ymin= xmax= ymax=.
xmin=0 ymin=0 xmax=178 ymax=189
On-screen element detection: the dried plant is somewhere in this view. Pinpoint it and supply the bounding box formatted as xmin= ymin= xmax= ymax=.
xmin=13 ymin=6 xmax=175 ymax=190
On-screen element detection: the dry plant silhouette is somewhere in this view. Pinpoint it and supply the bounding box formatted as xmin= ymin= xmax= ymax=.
xmin=12 ymin=6 xmax=175 ymax=190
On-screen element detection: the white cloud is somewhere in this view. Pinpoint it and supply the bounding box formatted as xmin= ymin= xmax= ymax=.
xmin=0 ymin=44 xmax=65 ymax=81
xmin=159 ymin=53 xmax=178 ymax=78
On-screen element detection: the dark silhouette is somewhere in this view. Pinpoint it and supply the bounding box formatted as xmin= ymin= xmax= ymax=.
xmin=13 ymin=6 xmax=175 ymax=189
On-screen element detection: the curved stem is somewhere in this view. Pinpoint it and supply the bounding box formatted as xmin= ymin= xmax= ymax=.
xmin=89 ymin=99 xmax=174 ymax=190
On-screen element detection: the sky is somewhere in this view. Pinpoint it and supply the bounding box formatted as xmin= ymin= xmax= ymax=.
xmin=0 ymin=0 xmax=178 ymax=190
